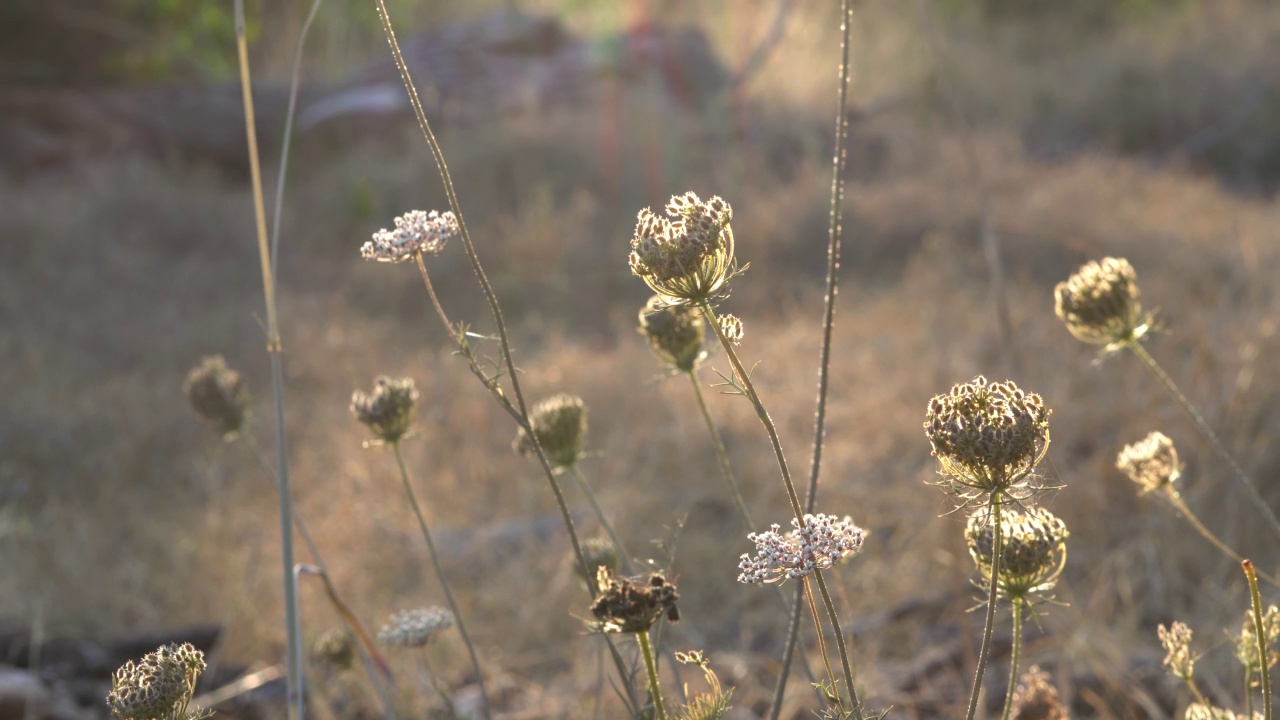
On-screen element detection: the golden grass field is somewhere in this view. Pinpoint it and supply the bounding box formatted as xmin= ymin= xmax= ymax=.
xmin=4 ymin=1 xmax=1280 ymax=718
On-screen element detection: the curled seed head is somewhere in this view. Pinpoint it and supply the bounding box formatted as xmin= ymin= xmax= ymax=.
xmin=183 ymin=355 xmax=248 ymax=437
xmin=629 ymin=191 xmax=740 ymax=306
xmin=1117 ymin=431 xmax=1181 ymax=494
xmin=589 ymin=567 xmax=680 ymax=634
xmin=924 ymin=376 xmax=1051 ymax=496
xmin=1236 ymin=604 xmax=1280 ymax=674
xmin=1159 ymin=621 xmax=1196 ymax=681
xmin=106 ymin=643 xmax=205 ymax=720
xmin=638 ymin=295 xmax=707 ymax=372
xmin=1054 ymin=256 xmax=1150 ymax=348
xmin=737 ymin=513 xmax=865 ymax=586
xmin=573 ymin=537 xmax=622 ymax=581
xmin=965 ymin=506 xmax=1068 ymax=600
xmin=361 ymin=209 xmax=458 ymax=263
xmin=351 ymin=376 xmax=419 ymax=443
xmin=1008 ymin=666 xmax=1068 ymax=720
xmin=515 ymin=393 xmax=587 ymax=469
xmin=378 ymin=606 xmax=455 ymax=647
xmin=312 ymin=629 xmax=356 ymax=670
xmin=717 ymin=314 xmax=744 ymax=344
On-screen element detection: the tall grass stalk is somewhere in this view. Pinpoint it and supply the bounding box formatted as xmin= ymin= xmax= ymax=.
xmin=1245 ymin=560 xmax=1273 ymax=720
xmin=966 ymin=495 xmax=1004 ymax=720
xmin=233 ymin=2 xmax=302 ymax=717
xmin=390 ymin=441 xmax=491 ymax=719
xmin=999 ymin=598 xmax=1024 ymax=720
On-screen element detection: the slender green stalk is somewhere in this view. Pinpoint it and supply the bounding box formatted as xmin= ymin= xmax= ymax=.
xmin=1161 ymin=490 xmax=1280 ymax=588
xmin=966 ymin=495 xmax=1004 ymax=720
xmin=637 ymin=630 xmax=669 ymax=720
xmin=233 ymin=3 xmax=302 ymax=718
xmin=1245 ymin=560 xmax=1273 ymax=720
xmin=391 ymin=442 xmax=491 ymax=720
xmin=686 ymin=370 xmax=754 ymax=531
xmin=1127 ymin=340 xmax=1280 ymax=543
xmin=813 ymin=570 xmax=860 ymax=714
xmin=803 ymin=577 xmax=840 ymax=704
xmin=569 ymin=465 xmax=635 ymax=575
xmin=1000 ymin=599 xmax=1024 ymax=720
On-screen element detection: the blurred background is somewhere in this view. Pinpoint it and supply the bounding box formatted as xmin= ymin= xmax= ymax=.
xmin=3 ymin=0 xmax=1280 ymax=718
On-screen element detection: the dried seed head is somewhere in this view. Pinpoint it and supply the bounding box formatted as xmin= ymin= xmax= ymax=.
xmin=966 ymin=507 xmax=1068 ymax=600
xmin=590 ymin=568 xmax=680 ymax=634
xmin=924 ymin=376 xmax=1051 ymax=497
xmin=629 ymin=191 xmax=740 ymax=306
xmin=312 ymin=628 xmax=356 ymax=670
xmin=361 ymin=209 xmax=458 ymax=263
xmin=1117 ymin=431 xmax=1181 ymax=494
xmin=717 ymin=314 xmax=744 ymax=344
xmin=515 ymin=393 xmax=587 ymax=469
xmin=183 ymin=355 xmax=248 ymax=437
xmin=1236 ymin=604 xmax=1280 ymax=675
xmin=1054 ymin=257 xmax=1150 ymax=348
xmin=351 ymin=376 xmax=419 ymax=444
xmin=638 ymin=295 xmax=707 ymax=372
xmin=1185 ymin=704 xmax=1261 ymax=720
xmin=106 ymin=643 xmax=205 ymax=720
xmin=378 ymin=606 xmax=455 ymax=648
xmin=1008 ymin=666 xmax=1068 ymax=720
xmin=737 ymin=513 xmax=865 ymax=586
xmin=1159 ymin=621 xmax=1196 ymax=681
xmin=573 ymin=537 xmax=622 ymax=581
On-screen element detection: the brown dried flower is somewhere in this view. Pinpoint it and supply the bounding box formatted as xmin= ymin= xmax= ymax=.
xmin=183 ymin=355 xmax=248 ymax=437
xmin=106 ymin=643 xmax=205 ymax=720
xmin=1117 ymin=431 xmax=1181 ymax=494
xmin=638 ymin=295 xmax=707 ymax=372
xmin=351 ymin=376 xmax=419 ymax=444
xmin=590 ymin=567 xmax=680 ymax=634
xmin=515 ymin=393 xmax=587 ymax=469
xmin=966 ymin=506 xmax=1069 ymax=600
xmin=1054 ymin=257 xmax=1150 ymax=349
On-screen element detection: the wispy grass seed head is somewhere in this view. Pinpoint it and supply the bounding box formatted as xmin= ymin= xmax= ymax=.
xmin=1008 ymin=665 xmax=1068 ymax=720
xmin=965 ymin=507 xmax=1068 ymax=601
xmin=925 ymin=376 xmax=1051 ymax=499
xmin=378 ymin=606 xmax=455 ymax=648
xmin=589 ymin=567 xmax=680 ymax=634
xmin=572 ymin=536 xmax=622 ymax=581
xmin=1054 ymin=256 xmax=1150 ymax=349
xmin=1236 ymin=603 xmax=1280 ymax=675
xmin=1159 ymin=621 xmax=1196 ymax=681
xmin=351 ymin=376 xmax=419 ymax=444
xmin=361 ymin=209 xmax=458 ymax=263
xmin=638 ymin=295 xmax=707 ymax=372
xmin=629 ymin=191 xmax=740 ymax=306
xmin=738 ymin=513 xmax=864 ymax=586
xmin=515 ymin=393 xmax=587 ymax=469
xmin=106 ymin=642 xmax=205 ymax=720
xmin=183 ymin=355 xmax=248 ymax=437
xmin=1117 ymin=431 xmax=1181 ymax=494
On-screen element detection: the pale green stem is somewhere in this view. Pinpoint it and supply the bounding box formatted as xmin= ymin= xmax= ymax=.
xmin=1162 ymin=489 xmax=1280 ymax=588
xmin=814 ymin=570 xmax=861 ymax=715
xmin=803 ymin=576 xmax=839 ymax=701
xmin=568 ymin=464 xmax=635 ymax=576
xmin=1246 ymin=560 xmax=1272 ymax=720
xmin=638 ymin=630 xmax=668 ymax=720
xmin=391 ymin=442 xmax=491 ymax=720
xmin=1127 ymin=340 xmax=1280 ymax=543
xmin=1000 ymin=599 xmax=1024 ymax=720
xmin=966 ymin=494 xmax=1004 ymax=720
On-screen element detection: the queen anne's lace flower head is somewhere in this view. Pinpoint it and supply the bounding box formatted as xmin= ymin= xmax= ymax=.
xmin=1054 ymin=256 xmax=1150 ymax=349
xmin=737 ymin=513 xmax=864 ymax=585
xmin=637 ymin=295 xmax=707 ymax=372
xmin=183 ymin=355 xmax=248 ymax=437
xmin=589 ymin=568 xmax=680 ymax=634
xmin=106 ymin=643 xmax=205 ymax=720
xmin=351 ymin=376 xmax=419 ymax=443
xmin=965 ymin=506 xmax=1068 ymax=600
xmin=515 ymin=393 xmax=588 ymax=469
xmin=1117 ymin=431 xmax=1181 ymax=494
xmin=361 ymin=210 xmax=459 ymax=263
xmin=378 ymin=606 xmax=455 ymax=647
xmin=629 ymin=192 xmax=740 ymax=305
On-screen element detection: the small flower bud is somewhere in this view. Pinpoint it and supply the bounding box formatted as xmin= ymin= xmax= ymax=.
xmin=1054 ymin=256 xmax=1150 ymax=348
xmin=1117 ymin=431 xmax=1180 ymax=494
xmin=351 ymin=376 xmax=419 ymax=444
xmin=638 ymin=295 xmax=707 ymax=372
xmin=183 ymin=355 xmax=248 ymax=437
xmin=966 ymin=506 xmax=1068 ymax=600
xmin=515 ymin=393 xmax=588 ymax=469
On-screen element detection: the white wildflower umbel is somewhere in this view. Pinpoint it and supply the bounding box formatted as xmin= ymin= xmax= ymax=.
xmin=377 ymin=606 xmax=455 ymax=648
xmin=361 ymin=209 xmax=459 ymax=263
xmin=629 ymin=191 xmax=739 ymax=306
xmin=737 ymin=513 xmax=864 ymax=585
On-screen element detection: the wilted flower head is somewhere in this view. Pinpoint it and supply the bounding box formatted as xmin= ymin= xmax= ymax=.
xmin=351 ymin=376 xmax=419 ymax=443
xmin=106 ymin=642 xmax=205 ymax=720
xmin=312 ymin=628 xmax=356 ymax=670
xmin=638 ymin=295 xmax=707 ymax=372
xmin=361 ymin=209 xmax=458 ymax=263
xmin=589 ymin=567 xmax=680 ymax=634
xmin=1185 ymin=704 xmax=1261 ymax=720
xmin=1236 ymin=604 xmax=1280 ymax=675
xmin=629 ymin=191 xmax=739 ymax=305
xmin=1159 ymin=621 xmax=1196 ymax=681
xmin=924 ymin=376 xmax=1051 ymax=498
xmin=378 ymin=606 xmax=454 ymax=647
xmin=1117 ymin=431 xmax=1181 ymax=494
xmin=717 ymin=314 xmax=744 ymax=344
xmin=1054 ymin=257 xmax=1150 ymax=349
xmin=572 ymin=537 xmax=622 ymax=581
xmin=515 ymin=393 xmax=587 ymax=469
xmin=738 ymin=513 xmax=864 ymax=586
xmin=966 ymin=506 xmax=1068 ymax=600
xmin=1008 ymin=666 xmax=1068 ymax=720
xmin=183 ymin=355 xmax=248 ymax=437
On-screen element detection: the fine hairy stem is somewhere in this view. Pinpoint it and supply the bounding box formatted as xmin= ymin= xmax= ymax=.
xmin=1127 ymin=340 xmax=1280 ymax=543
xmin=638 ymin=630 xmax=669 ymax=720
xmin=803 ymin=577 xmax=840 ymax=702
xmin=813 ymin=570 xmax=861 ymax=715
xmin=1161 ymin=490 xmax=1280 ymax=588
xmin=685 ymin=371 xmax=755 ymax=532
xmin=1245 ymin=560 xmax=1273 ymax=720
xmin=233 ymin=3 xmax=302 ymax=717
xmin=569 ymin=465 xmax=635 ymax=575
xmin=966 ymin=494 xmax=1004 ymax=720
xmin=391 ymin=442 xmax=491 ymax=720
xmin=1000 ymin=599 xmax=1024 ymax=720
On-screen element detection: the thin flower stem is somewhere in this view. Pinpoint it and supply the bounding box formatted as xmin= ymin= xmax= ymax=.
xmin=685 ymin=370 xmax=755 ymax=531
xmin=241 ymin=434 xmax=323 ymax=564
xmin=1127 ymin=340 xmax=1280 ymax=543
xmin=1000 ymin=599 xmax=1024 ymax=720
xmin=966 ymin=493 xmax=1004 ymax=720
xmin=814 ymin=570 xmax=862 ymax=716
xmin=1245 ymin=560 xmax=1273 ymax=720
xmin=638 ymin=630 xmax=669 ymax=720
xmin=803 ymin=577 xmax=840 ymax=707
xmin=1162 ymin=490 xmax=1280 ymax=588
xmin=391 ymin=442 xmax=491 ymax=720
xmin=419 ymin=650 xmax=460 ymax=720
xmin=569 ymin=464 xmax=635 ymax=575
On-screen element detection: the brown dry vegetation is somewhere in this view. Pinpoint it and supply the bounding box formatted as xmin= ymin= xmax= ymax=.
xmin=4 ymin=1 xmax=1280 ymax=718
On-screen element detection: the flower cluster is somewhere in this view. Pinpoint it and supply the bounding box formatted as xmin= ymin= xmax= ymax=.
xmin=737 ymin=513 xmax=864 ymax=585
xmin=1235 ymin=603 xmax=1280 ymax=675
xmin=183 ymin=355 xmax=248 ymax=436
xmin=589 ymin=567 xmax=680 ymax=634
xmin=965 ymin=507 xmax=1068 ymax=600
xmin=361 ymin=209 xmax=459 ymax=263
xmin=378 ymin=606 xmax=455 ymax=647
xmin=629 ymin=192 xmax=739 ymax=305
xmin=924 ymin=376 xmax=1051 ymax=497
xmin=1007 ymin=666 xmax=1068 ymax=720
xmin=1185 ymin=704 xmax=1262 ymax=720
xmin=1054 ymin=256 xmax=1150 ymax=348
xmin=106 ymin=643 xmax=205 ymax=720
xmin=638 ymin=295 xmax=707 ymax=372
xmin=351 ymin=376 xmax=419 ymax=443
xmin=1117 ymin=431 xmax=1181 ymax=494
xmin=515 ymin=393 xmax=588 ymax=469
xmin=1158 ymin=621 xmax=1196 ymax=681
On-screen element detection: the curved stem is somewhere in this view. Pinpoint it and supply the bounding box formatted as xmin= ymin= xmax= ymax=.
xmin=1163 ymin=490 xmax=1280 ymax=588
xmin=1000 ymin=599 xmax=1023 ymax=720
xmin=638 ymin=630 xmax=669 ymax=720
xmin=569 ymin=465 xmax=635 ymax=575
xmin=803 ymin=577 xmax=839 ymax=703
xmin=814 ymin=570 xmax=861 ymax=716
xmin=392 ymin=442 xmax=491 ymax=720
xmin=1245 ymin=560 xmax=1272 ymax=720
xmin=1127 ymin=340 xmax=1280 ymax=543
xmin=966 ymin=494 xmax=1004 ymax=720
xmin=686 ymin=370 xmax=755 ymax=531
